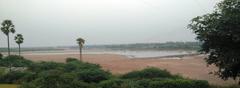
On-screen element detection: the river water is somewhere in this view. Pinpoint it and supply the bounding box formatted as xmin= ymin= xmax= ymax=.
xmin=22 ymin=49 xmax=196 ymax=58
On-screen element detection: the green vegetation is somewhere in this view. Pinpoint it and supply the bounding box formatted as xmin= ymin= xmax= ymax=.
xmin=188 ymin=0 xmax=240 ymax=84
xmin=211 ymin=85 xmax=240 ymax=88
xmin=0 ymin=55 xmax=32 ymax=72
xmin=0 ymin=67 xmax=6 ymax=76
xmin=0 ymin=55 xmax=210 ymax=88
xmin=121 ymin=67 xmax=178 ymax=79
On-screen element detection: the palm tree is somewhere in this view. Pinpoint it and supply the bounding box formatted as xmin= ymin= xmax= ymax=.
xmin=1 ymin=20 xmax=15 ymax=55
xmin=15 ymin=34 xmax=24 ymax=56
xmin=76 ymin=37 xmax=85 ymax=61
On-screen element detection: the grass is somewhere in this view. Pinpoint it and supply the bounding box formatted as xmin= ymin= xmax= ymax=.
xmin=0 ymin=67 xmax=6 ymax=76
xmin=0 ymin=84 xmax=19 ymax=88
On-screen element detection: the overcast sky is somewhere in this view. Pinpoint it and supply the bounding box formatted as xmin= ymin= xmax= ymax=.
xmin=0 ymin=0 xmax=220 ymax=47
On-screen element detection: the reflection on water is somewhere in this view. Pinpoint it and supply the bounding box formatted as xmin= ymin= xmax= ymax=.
xmin=22 ymin=50 xmax=196 ymax=58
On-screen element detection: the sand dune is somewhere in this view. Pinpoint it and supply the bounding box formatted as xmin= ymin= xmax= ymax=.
xmin=23 ymin=54 xmax=237 ymax=85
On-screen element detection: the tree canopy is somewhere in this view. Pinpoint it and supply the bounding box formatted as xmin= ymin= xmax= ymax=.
xmin=1 ymin=20 xmax=15 ymax=36
xmin=76 ymin=38 xmax=85 ymax=48
xmin=188 ymin=0 xmax=240 ymax=83
xmin=15 ymin=34 xmax=24 ymax=45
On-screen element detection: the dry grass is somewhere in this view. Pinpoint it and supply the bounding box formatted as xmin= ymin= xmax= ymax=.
xmin=0 ymin=84 xmax=19 ymax=88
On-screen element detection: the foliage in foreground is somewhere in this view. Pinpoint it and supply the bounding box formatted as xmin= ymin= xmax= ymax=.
xmin=210 ymin=85 xmax=240 ymax=88
xmin=0 ymin=55 xmax=32 ymax=68
xmin=121 ymin=67 xmax=181 ymax=79
xmin=0 ymin=55 xmax=209 ymax=88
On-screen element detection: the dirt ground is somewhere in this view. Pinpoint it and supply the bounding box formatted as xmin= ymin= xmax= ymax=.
xmin=23 ymin=54 xmax=238 ymax=86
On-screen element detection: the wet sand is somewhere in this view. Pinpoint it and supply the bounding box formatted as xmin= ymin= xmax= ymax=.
xmin=23 ymin=54 xmax=237 ymax=85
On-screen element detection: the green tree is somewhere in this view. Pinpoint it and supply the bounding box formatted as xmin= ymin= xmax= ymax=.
xmin=188 ymin=0 xmax=240 ymax=84
xmin=14 ymin=34 xmax=24 ymax=56
xmin=76 ymin=37 xmax=85 ymax=61
xmin=1 ymin=20 xmax=15 ymax=55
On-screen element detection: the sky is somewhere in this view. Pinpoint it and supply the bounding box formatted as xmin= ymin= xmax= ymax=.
xmin=0 ymin=0 xmax=221 ymax=47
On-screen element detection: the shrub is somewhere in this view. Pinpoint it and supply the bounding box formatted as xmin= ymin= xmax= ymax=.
xmin=0 ymin=55 xmax=33 ymax=67
xmin=149 ymin=79 xmax=209 ymax=88
xmin=64 ymin=61 xmax=100 ymax=72
xmin=66 ymin=57 xmax=79 ymax=63
xmin=99 ymin=79 xmax=125 ymax=88
xmin=0 ymin=53 xmax=3 ymax=59
xmin=20 ymin=70 xmax=95 ymax=88
xmin=21 ymin=72 xmax=37 ymax=82
xmin=210 ymin=85 xmax=240 ymax=88
xmin=193 ymin=80 xmax=209 ymax=88
xmin=0 ymin=67 xmax=6 ymax=76
xmin=77 ymin=69 xmax=110 ymax=83
xmin=19 ymin=82 xmax=37 ymax=88
xmin=136 ymin=79 xmax=152 ymax=88
xmin=122 ymin=67 xmax=173 ymax=79
xmin=0 ymin=71 xmax=30 ymax=84
xmin=28 ymin=62 xmax=64 ymax=72
xmin=99 ymin=79 xmax=143 ymax=88
xmin=19 ymin=59 xmax=112 ymax=88
xmin=120 ymin=80 xmax=143 ymax=88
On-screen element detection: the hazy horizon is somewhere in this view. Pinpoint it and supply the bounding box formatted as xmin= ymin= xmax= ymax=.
xmin=0 ymin=0 xmax=220 ymax=47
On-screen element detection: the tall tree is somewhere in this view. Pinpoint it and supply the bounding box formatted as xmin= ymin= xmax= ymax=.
xmin=76 ymin=37 xmax=85 ymax=61
xmin=15 ymin=34 xmax=24 ymax=56
xmin=188 ymin=0 xmax=240 ymax=84
xmin=1 ymin=20 xmax=15 ymax=55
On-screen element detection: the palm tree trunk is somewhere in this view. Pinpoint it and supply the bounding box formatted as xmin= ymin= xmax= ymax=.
xmin=7 ymin=35 xmax=10 ymax=56
xmin=80 ymin=48 xmax=82 ymax=61
xmin=18 ymin=44 xmax=21 ymax=56
xmin=79 ymin=46 xmax=81 ymax=61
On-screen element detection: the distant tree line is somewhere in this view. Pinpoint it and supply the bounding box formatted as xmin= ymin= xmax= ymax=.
xmin=82 ymin=42 xmax=201 ymax=51
xmin=0 ymin=47 xmax=64 ymax=52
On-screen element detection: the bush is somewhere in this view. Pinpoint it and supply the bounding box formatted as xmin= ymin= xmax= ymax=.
xmin=77 ymin=69 xmax=110 ymax=83
xmin=19 ymin=82 xmax=37 ymax=88
xmin=19 ymin=58 xmax=112 ymax=88
xmin=64 ymin=61 xmax=100 ymax=72
xmin=0 ymin=71 xmax=31 ymax=84
xmin=66 ymin=57 xmax=79 ymax=63
xmin=0 ymin=53 xmax=3 ymax=59
xmin=120 ymin=80 xmax=143 ymax=88
xmin=21 ymin=72 xmax=37 ymax=82
xmin=0 ymin=67 xmax=6 ymax=76
xmin=0 ymin=55 xmax=33 ymax=67
xmin=122 ymin=67 xmax=173 ymax=79
xmin=20 ymin=70 xmax=95 ymax=88
xmin=99 ymin=79 xmax=143 ymax=88
xmin=149 ymin=79 xmax=209 ymax=88
xmin=28 ymin=62 xmax=64 ymax=72
xmin=136 ymin=79 xmax=152 ymax=88
xmin=210 ymin=85 xmax=240 ymax=88
xmin=99 ymin=79 xmax=124 ymax=88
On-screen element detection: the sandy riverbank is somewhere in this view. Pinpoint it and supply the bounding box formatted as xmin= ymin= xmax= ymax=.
xmin=23 ymin=54 xmax=237 ymax=86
